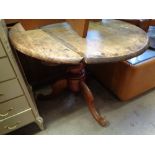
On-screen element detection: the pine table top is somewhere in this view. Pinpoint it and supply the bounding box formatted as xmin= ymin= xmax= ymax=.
xmin=9 ymin=19 xmax=149 ymax=64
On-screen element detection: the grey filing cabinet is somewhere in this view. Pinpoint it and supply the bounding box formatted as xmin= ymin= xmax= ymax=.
xmin=0 ymin=20 xmax=44 ymax=134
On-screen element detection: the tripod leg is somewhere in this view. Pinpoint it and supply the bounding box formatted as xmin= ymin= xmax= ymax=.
xmin=52 ymin=79 xmax=68 ymax=96
xmin=37 ymin=79 xmax=67 ymax=100
xmin=80 ymin=81 xmax=108 ymax=127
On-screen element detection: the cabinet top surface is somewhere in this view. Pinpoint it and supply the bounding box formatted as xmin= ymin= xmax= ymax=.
xmin=9 ymin=19 xmax=149 ymax=64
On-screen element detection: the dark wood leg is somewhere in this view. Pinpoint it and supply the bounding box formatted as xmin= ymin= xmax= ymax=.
xmin=37 ymin=79 xmax=67 ymax=100
xmin=67 ymin=63 xmax=108 ymax=127
xmin=80 ymin=81 xmax=108 ymax=127
xmin=52 ymin=79 xmax=68 ymax=96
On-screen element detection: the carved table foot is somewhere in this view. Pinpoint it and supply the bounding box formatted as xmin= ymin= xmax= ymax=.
xmin=80 ymin=81 xmax=108 ymax=127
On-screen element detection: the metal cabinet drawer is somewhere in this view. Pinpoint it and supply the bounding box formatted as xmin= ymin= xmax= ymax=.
xmin=0 ymin=41 xmax=6 ymax=57
xmin=0 ymin=57 xmax=16 ymax=82
xmin=0 ymin=79 xmax=23 ymax=103
xmin=0 ymin=109 xmax=34 ymax=134
xmin=0 ymin=96 xmax=30 ymax=121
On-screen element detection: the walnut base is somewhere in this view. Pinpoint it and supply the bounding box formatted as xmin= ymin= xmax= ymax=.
xmin=38 ymin=62 xmax=108 ymax=127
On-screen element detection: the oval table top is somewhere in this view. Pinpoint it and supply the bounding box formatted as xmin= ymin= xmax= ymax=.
xmin=9 ymin=19 xmax=149 ymax=64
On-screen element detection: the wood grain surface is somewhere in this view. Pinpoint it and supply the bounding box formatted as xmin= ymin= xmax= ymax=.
xmin=9 ymin=20 xmax=149 ymax=64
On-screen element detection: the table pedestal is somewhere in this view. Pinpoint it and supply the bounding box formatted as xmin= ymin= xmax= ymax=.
xmin=38 ymin=62 xmax=108 ymax=127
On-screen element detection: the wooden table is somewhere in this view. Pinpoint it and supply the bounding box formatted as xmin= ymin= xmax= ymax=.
xmin=9 ymin=20 xmax=149 ymax=126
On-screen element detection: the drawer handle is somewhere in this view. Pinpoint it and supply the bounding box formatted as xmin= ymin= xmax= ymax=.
xmin=5 ymin=121 xmax=21 ymax=130
xmin=0 ymin=108 xmax=13 ymax=117
xmin=0 ymin=93 xmax=4 ymax=96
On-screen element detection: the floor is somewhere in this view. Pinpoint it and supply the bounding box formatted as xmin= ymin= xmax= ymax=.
xmin=10 ymin=77 xmax=155 ymax=135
